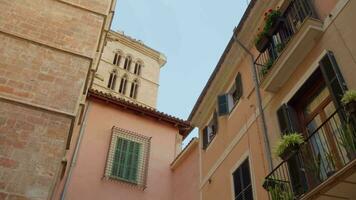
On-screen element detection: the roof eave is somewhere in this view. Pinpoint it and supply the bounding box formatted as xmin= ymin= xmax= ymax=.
xmin=187 ymin=0 xmax=257 ymax=123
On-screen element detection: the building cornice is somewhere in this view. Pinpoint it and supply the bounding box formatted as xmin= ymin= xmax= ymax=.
xmin=107 ymin=30 xmax=167 ymax=67
xmin=188 ymin=0 xmax=276 ymax=125
xmin=88 ymin=89 xmax=192 ymax=138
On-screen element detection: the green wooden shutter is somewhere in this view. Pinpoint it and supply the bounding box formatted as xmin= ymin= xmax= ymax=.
xmin=276 ymin=104 xmax=300 ymax=135
xmin=319 ymin=51 xmax=348 ymax=108
xmin=130 ymin=142 xmax=140 ymax=182
xmin=235 ymin=73 xmax=243 ymax=100
xmin=218 ymin=94 xmax=230 ymax=116
xmin=202 ymin=127 xmax=209 ymax=150
xmin=212 ymin=112 xmax=218 ymax=134
xmin=111 ymin=137 xmax=141 ymax=183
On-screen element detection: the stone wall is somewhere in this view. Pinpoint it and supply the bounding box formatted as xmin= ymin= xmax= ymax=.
xmin=0 ymin=101 xmax=71 ymax=200
xmin=0 ymin=0 xmax=115 ymax=199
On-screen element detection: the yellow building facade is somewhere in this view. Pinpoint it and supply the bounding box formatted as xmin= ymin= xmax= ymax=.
xmin=189 ymin=0 xmax=356 ymax=199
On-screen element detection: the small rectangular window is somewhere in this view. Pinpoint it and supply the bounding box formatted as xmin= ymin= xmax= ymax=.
xmin=202 ymin=112 xmax=218 ymax=149
xmin=218 ymin=73 xmax=243 ymax=115
xmin=233 ymin=159 xmax=253 ymax=200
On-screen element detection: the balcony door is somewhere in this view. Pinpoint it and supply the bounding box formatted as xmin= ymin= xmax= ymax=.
xmin=296 ymin=78 xmax=345 ymax=180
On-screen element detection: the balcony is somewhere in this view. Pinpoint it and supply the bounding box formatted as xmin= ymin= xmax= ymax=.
xmin=254 ymin=0 xmax=323 ymax=92
xmin=263 ymin=108 xmax=356 ymax=199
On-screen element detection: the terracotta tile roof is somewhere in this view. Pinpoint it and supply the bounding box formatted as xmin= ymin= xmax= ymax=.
xmin=88 ymin=89 xmax=192 ymax=138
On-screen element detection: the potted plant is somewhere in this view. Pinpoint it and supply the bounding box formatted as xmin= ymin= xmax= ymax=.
xmin=255 ymin=30 xmax=269 ymax=52
xmin=254 ymin=8 xmax=284 ymax=53
xmin=264 ymin=180 xmax=294 ymax=200
xmin=341 ymin=90 xmax=356 ymax=114
xmin=264 ymin=9 xmax=283 ymax=37
xmin=275 ymin=133 xmax=304 ymax=160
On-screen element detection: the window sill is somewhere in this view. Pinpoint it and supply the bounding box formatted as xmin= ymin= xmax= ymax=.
xmin=103 ymin=176 xmax=145 ymax=189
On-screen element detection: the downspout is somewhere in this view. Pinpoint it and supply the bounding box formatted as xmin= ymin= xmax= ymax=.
xmin=233 ymin=34 xmax=273 ymax=171
xmin=60 ymin=101 xmax=91 ymax=200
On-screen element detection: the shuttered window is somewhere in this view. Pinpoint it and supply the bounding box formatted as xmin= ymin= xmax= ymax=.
xmin=202 ymin=112 xmax=218 ymax=150
xmin=233 ymin=159 xmax=253 ymax=200
xmin=105 ymin=127 xmax=151 ymax=188
xmin=218 ymin=94 xmax=230 ymax=116
xmin=218 ymin=73 xmax=243 ymax=116
xmin=319 ymin=51 xmax=348 ymax=108
xmin=276 ymin=104 xmax=300 ymax=135
xmin=232 ymin=72 xmax=243 ymax=103
xmin=111 ymin=138 xmax=141 ymax=183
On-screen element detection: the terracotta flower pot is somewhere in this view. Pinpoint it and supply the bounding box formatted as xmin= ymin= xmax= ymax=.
xmin=267 ymin=17 xmax=286 ymax=37
xmin=279 ymin=144 xmax=299 ymax=161
xmin=255 ymin=35 xmax=270 ymax=53
xmin=345 ymin=101 xmax=356 ymax=115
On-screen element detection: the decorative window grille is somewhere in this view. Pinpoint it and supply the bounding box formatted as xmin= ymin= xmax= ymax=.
xmin=104 ymin=127 xmax=151 ymax=188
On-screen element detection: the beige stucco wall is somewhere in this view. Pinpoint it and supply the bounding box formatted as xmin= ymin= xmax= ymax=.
xmin=196 ymin=53 xmax=270 ymax=200
xmin=191 ymin=0 xmax=356 ymax=199
xmin=262 ymin=0 xmax=356 ymax=167
xmin=93 ymin=31 xmax=165 ymax=108
xmin=0 ymin=0 xmax=115 ymax=199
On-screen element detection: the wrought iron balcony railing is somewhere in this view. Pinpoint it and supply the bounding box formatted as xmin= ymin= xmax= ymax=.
xmin=254 ymin=0 xmax=318 ymax=83
xmin=263 ymin=108 xmax=356 ymax=199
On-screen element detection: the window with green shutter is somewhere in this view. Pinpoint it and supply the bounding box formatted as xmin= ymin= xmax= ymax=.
xmin=105 ymin=127 xmax=151 ymax=188
xmin=111 ymin=137 xmax=141 ymax=183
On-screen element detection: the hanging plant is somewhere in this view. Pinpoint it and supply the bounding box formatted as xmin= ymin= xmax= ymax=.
xmin=254 ymin=8 xmax=283 ymax=53
xmin=254 ymin=30 xmax=269 ymax=52
xmin=341 ymin=90 xmax=356 ymax=114
xmin=275 ymin=132 xmax=304 ymax=160
xmin=263 ymin=9 xmax=282 ymax=36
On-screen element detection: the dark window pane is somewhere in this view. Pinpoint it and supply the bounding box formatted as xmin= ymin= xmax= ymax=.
xmin=233 ymin=159 xmax=253 ymax=199
xmin=321 ymin=57 xmax=334 ymax=81
xmin=244 ymin=185 xmax=253 ymax=200
xmin=242 ymin=160 xmax=251 ymax=187
xmin=233 ymin=169 xmax=242 ymax=196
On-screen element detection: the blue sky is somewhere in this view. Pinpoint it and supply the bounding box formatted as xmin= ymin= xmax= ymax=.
xmin=111 ymin=0 xmax=248 ymax=145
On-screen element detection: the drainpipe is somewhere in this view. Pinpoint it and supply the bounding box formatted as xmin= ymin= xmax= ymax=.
xmin=60 ymin=101 xmax=91 ymax=200
xmin=233 ymin=34 xmax=273 ymax=171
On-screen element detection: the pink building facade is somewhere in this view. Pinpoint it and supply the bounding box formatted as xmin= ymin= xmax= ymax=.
xmin=53 ymin=89 xmax=198 ymax=200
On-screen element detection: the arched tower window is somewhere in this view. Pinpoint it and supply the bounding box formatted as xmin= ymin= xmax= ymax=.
xmin=119 ymin=75 xmax=128 ymax=94
xmin=134 ymin=61 xmax=142 ymax=76
xmin=107 ymin=70 xmax=117 ymax=90
xmin=113 ymin=52 xmax=122 ymax=66
xmin=130 ymin=79 xmax=139 ymax=99
xmin=124 ymin=56 xmax=132 ymax=71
